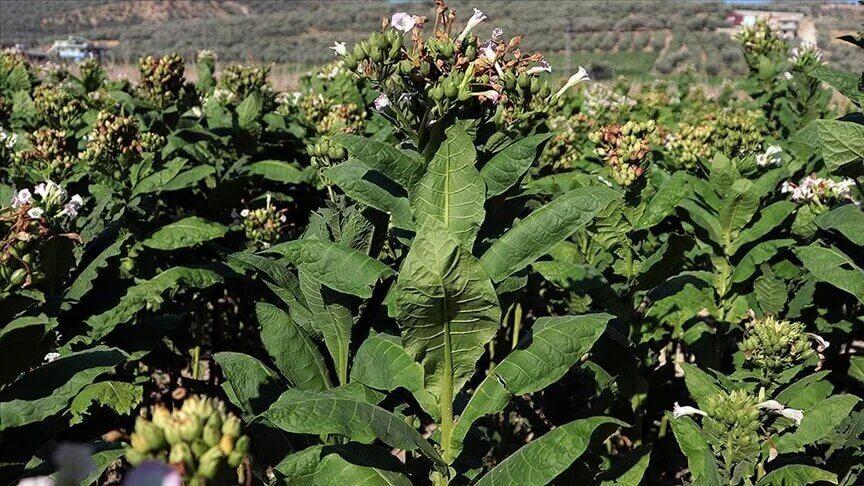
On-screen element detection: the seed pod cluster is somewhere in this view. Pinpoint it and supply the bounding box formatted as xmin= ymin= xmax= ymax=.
xmin=240 ymin=199 xmax=287 ymax=248
xmin=33 ymin=84 xmax=86 ymax=128
xmin=137 ymin=53 xmax=186 ymax=106
xmin=703 ymin=390 xmax=761 ymax=465
xmin=80 ymin=110 xmax=144 ymax=176
xmin=590 ymin=120 xmax=658 ymax=187
xmin=740 ymin=316 xmax=816 ymax=374
xmin=218 ymin=64 xmax=274 ymax=107
xmin=308 ymin=136 xmax=348 ymax=180
xmin=539 ymin=112 xmax=594 ymax=173
xmin=736 ymin=19 xmax=789 ymax=65
xmin=11 ymin=128 xmax=78 ymax=180
xmin=663 ymin=123 xmax=713 ymax=170
xmin=125 ymin=396 xmax=251 ymax=484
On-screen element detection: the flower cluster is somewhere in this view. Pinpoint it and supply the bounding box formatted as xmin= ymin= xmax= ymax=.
xmin=663 ymin=122 xmax=714 ymax=170
xmin=137 ymin=53 xmax=186 ymax=106
xmin=286 ymin=90 xmax=367 ymax=136
xmin=11 ymin=181 xmax=84 ymax=220
xmin=125 ymin=396 xmax=251 ymax=483
xmin=590 ymin=120 xmax=658 ymax=187
xmin=740 ymin=315 xmax=818 ymax=374
xmin=33 ymin=84 xmax=86 ymax=128
xmin=736 ymin=19 xmax=789 ymax=64
xmin=704 ymin=106 xmax=764 ymax=160
xmin=238 ymin=194 xmax=288 ymax=248
xmin=789 ymin=41 xmax=823 ymax=71
xmin=581 ymin=82 xmax=636 ymax=121
xmin=80 ymin=110 xmax=144 ymax=176
xmin=538 ymin=112 xmax=594 ymax=173
xmin=11 ymin=128 xmax=78 ymax=180
xmin=76 ymin=57 xmax=107 ymax=91
xmin=216 ymin=63 xmax=275 ymax=107
xmin=335 ymin=2 xmax=572 ymax=134
xmin=781 ymin=175 xmax=856 ymax=206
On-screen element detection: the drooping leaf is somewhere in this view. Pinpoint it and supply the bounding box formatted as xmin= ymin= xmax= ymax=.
xmin=731 ymin=239 xmax=795 ymax=284
xmin=815 ymin=120 xmax=864 ymax=174
xmin=349 ymin=333 xmax=438 ymax=419
xmin=332 ymin=133 xmax=425 ymax=190
xmin=635 ymin=171 xmax=693 ymax=230
xmin=213 ymin=351 xmax=286 ymax=419
xmin=450 ymin=314 xmax=611 ymax=456
xmin=0 ymin=347 xmax=126 ymax=430
xmin=729 ymin=201 xmax=795 ymax=255
xmin=480 ymin=133 xmax=553 ymax=197
xmin=796 ymin=244 xmax=864 ymax=303
xmin=850 ymin=356 xmax=864 ymax=385
xmin=480 ymin=186 xmax=620 ymax=282
xmin=816 ymin=204 xmax=864 ymax=246
xmin=274 ymin=444 xmax=412 ymax=486
xmin=86 ymin=267 xmax=224 ymax=340
xmin=756 ymin=465 xmax=838 ymax=486
xmin=391 ymin=219 xmax=501 ymax=404
xmin=775 ymin=394 xmax=862 ymax=453
xmin=474 ymin=417 xmax=625 ymax=486
xmin=69 ymin=381 xmax=142 ymax=425
xmin=257 ymin=302 xmax=331 ymax=391
xmin=324 ymin=160 xmax=414 ymax=230
xmin=140 ymin=216 xmax=227 ymax=251
xmin=670 ymin=416 xmax=723 ymax=486
xmin=64 ymin=232 xmax=129 ymax=305
xmin=266 ymin=239 xmax=393 ymax=299
xmin=598 ymin=446 xmax=652 ymax=486
xmin=246 ymin=160 xmax=310 ymax=184
xmin=718 ymin=179 xmax=759 ymax=250
xmin=410 ymin=125 xmax=486 ymax=246
xmin=262 ymin=389 xmax=444 ymax=466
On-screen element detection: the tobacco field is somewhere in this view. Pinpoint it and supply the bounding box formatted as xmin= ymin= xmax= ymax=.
xmin=1 ymin=3 xmax=863 ymax=485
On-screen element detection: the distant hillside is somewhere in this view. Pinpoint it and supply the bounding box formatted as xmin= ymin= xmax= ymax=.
xmin=1 ymin=0 xmax=861 ymax=77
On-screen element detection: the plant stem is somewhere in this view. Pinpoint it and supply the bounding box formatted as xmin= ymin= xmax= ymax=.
xmin=192 ymin=346 xmax=200 ymax=380
xmin=439 ymin=320 xmax=454 ymax=480
xmin=511 ymin=302 xmax=523 ymax=350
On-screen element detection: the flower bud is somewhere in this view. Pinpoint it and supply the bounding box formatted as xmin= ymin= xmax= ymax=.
xmin=227 ymin=450 xmax=244 ymax=468
xmin=169 ymin=442 xmax=194 ymax=469
xmin=234 ymin=435 xmax=250 ymax=455
xmin=203 ymin=423 xmax=221 ymax=447
xmin=219 ymin=435 xmax=235 ymax=455
xmin=222 ymin=416 xmax=241 ymax=439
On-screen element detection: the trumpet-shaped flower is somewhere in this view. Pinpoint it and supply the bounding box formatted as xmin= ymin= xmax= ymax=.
xmin=672 ymin=402 xmax=708 ymax=419
xmin=554 ymin=66 xmax=590 ymax=98
xmin=27 ymin=207 xmax=45 ymax=219
xmin=11 ymin=188 xmax=31 ymax=208
xmin=758 ymin=400 xmax=804 ymax=425
xmin=374 ymin=93 xmax=390 ymax=110
xmin=526 ymin=60 xmax=552 ymax=75
xmin=391 ymin=13 xmax=416 ymax=33
xmin=60 ymin=194 xmax=84 ymax=218
xmin=457 ymin=8 xmax=487 ymax=42
xmin=756 ymin=145 xmax=782 ymax=167
xmin=330 ymin=41 xmax=347 ymax=56
xmin=473 ymin=89 xmax=500 ymax=104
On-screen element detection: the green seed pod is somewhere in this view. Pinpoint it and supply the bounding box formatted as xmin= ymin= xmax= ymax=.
xmin=9 ymin=268 xmax=26 ymax=286
xmin=169 ymin=442 xmax=194 ymax=468
xmin=199 ymin=445 xmax=224 ymax=465
xmin=353 ymin=43 xmax=366 ymax=60
xmin=420 ymin=61 xmax=431 ymax=77
xmin=164 ymin=425 xmax=183 ymax=446
xmin=138 ymin=420 xmax=167 ymax=451
xmin=370 ymin=46 xmax=384 ymax=63
xmin=444 ymin=79 xmax=458 ymax=99
xmin=517 ymin=73 xmax=530 ymax=90
xmin=503 ymin=72 xmax=516 ymax=90
xmin=126 ymin=449 xmax=149 ymax=467
xmin=222 ymin=416 xmax=241 ymax=439
xmin=430 ymin=85 xmax=444 ymax=101
xmin=179 ymin=414 xmax=203 ymax=442
xmin=197 ymin=457 xmax=223 ymax=480
xmin=227 ymin=450 xmax=244 ymax=468
xmin=327 ymin=147 xmax=342 ymax=160
xmin=191 ymin=439 xmax=209 ymax=458
xmin=203 ymin=423 xmax=221 ymax=447
xmin=465 ymin=45 xmax=478 ymax=61
xmin=398 ymin=59 xmax=413 ymax=75
xmin=530 ymin=77 xmax=541 ymax=94
xmin=234 ymin=435 xmax=251 ymax=455
xmin=343 ymin=55 xmax=358 ymax=71
xmin=219 ymin=435 xmax=235 ymax=455
xmin=130 ymin=433 xmax=151 ymax=454
xmin=441 ymin=42 xmax=454 ymax=58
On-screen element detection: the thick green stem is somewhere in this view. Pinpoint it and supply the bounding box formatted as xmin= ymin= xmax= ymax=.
xmin=192 ymin=346 xmax=201 ymax=380
xmin=437 ymin=320 xmax=454 ymax=484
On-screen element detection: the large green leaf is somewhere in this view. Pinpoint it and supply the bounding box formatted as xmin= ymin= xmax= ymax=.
xmin=474 ymin=417 xmax=625 ymax=486
xmin=410 ymin=125 xmax=486 ymax=246
xmin=480 ymin=186 xmax=620 ymax=282
xmin=729 ymin=201 xmax=795 ymax=255
xmin=635 ymin=171 xmax=693 ymax=230
xmin=86 ymin=267 xmax=224 ymax=340
xmin=718 ymin=179 xmax=759 ymax=251
xmin=775 ymin=394 xmax=861 ymax=453
xmin=480 ymin=133 xmax=553 ymax=197
xmin=266 ymin=239 xmax=393 ymax=299
xmin=64 ymin=232 xmax=129 ymax=304
xmin=806 ymin=65 xmax=862 ymax=106
xmin=450 ymin=314 xmax=611 ymax=458
xmin=391 ymin=219 xmax=501 ymax=406
xmin=0 ymin=315 xmax=53 ymax=384
xmin=262 ymin=389 xmax=444 ymax=466
xmin=213 ymin=351 xmax=286 ymax=419
xmin=598 ymin=447 xmax=652 ymax=486
xmin=349 ymin=333 xmax=438 ymax=419
xmin=274 ymin=444 xmax=411 ymax=486
xmin=257 ymin=302 xmax=331 ymax=391
xmin=332 ymin=133 xmax=425 ymax=190
xmin=681 ymin=363 xmax=724 ymax=409
xmin=670 ymin=416 xmax=723 ymax=486
xmin=756 ymin=465 xmax=838 ymax=486
xmin=140 ymin=216 xmax=227 ymax=251
xmin=796 ymin=244 xmax=864 ymax=303
xmin=815 ymin=120 xmax=864 ymax=174
xmin=69 ymin=381 xmax=142 ymax=425
xmin=298 ymin=269 xmax=355 ymax=385
xmin=246 ymin=160 xmax=310 ymax=184
xmin=731 ymin=239 xmax=795 ymax=284
xmin=324 ymin=160 xmax=414 ymax=230
xmin=817 ymin=204 xmax=864 ymax=246
xmin=0 ymin=347 xmax=126 ymax=430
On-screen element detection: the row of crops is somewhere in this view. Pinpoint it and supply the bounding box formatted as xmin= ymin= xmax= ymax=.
xmin=1 ymin=4 xmax=863 ymax=485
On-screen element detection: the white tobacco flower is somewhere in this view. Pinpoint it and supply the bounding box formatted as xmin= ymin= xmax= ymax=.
xmin=457 ymin=8 xmax=487 ymax=42
xmin=391 ymin=13 xmax=416 ymax=33
xmin=554 ymin=66 xmax=590 ymax=99
xmin=17 ymin=477 xmax=53 ymax=486
xmin=808 ymin=333 xmax=830 ymax=352
xmin=44 ymin=352 xmax=61 ymax=363
xmin=27 ymin=207 xmax=45 ymax=219
xmin=756 ymin=145 xmax=782 ymax=167
xmin=12 ymin=188 xmax=32 ymax=208
xmin=479 ymin=42 xmax=498 ymax=62
xmin=124 ymin=461 xmax=182 ymax=486
xmin=330 ymin=41 xmax=347 ymax=56
xmin=490 ymin=27 xmax=504 ymax=42
xmin=240 ymin=209 xmax=250 ymax=218
xmin=672 ymin=402 xmax=708 ymax=419
xmin=374 ymin=93 xmax=390 ymax=110
xmin=782 ymin=71 xmax=794 ymax=80
xmin=60 ymin=194 xmax=84 ymax=218
xmin=526 ymin=60 xmax=552 ymax=76
xmin=473 ymin=89 xmax=500 ymax=104
xmin=758 ymin=400 xmax=804 ymax=425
